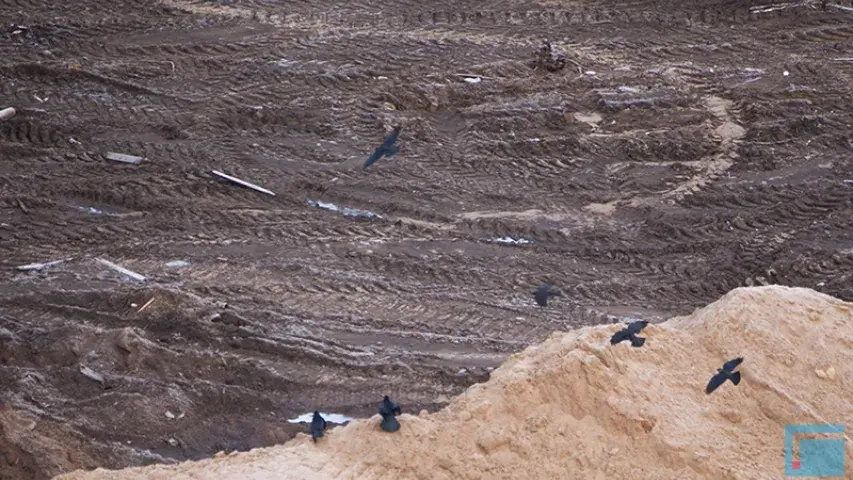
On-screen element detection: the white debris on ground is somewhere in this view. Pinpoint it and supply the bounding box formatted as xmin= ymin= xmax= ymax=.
xmin=487 ymin=237 xmax=532 ymax=245
xmin=307 ymin=200 xmax=382 ymax=219
xmin=286 ymin=412 xmax=356 ymax=424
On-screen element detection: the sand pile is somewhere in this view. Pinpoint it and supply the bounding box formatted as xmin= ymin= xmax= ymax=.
xmin=57 ymin=286 xmax=853 ymax=480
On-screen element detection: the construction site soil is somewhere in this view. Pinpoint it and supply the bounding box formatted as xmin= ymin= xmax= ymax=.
xmin=2 ymin=1 xmax=853 ymax=478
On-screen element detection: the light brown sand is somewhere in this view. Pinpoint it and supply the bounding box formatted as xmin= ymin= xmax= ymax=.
xmin=56 ymin=286 xmax=853 ymax=480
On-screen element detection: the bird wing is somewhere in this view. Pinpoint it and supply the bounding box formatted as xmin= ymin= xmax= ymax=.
xmin=705 ymin=373 xmax=726 ymax=394
xmin=722 ymin=357 xmax=743 ymax=372
xmin=610 ymin=329 xmax=630 ymax=345
xmin=363 ymin=147 xmax=386 ymax=169
xmin=384 ymin=144 xmax=400 ymax=157
xmin=381 ymin=127 xmax=401 ymax=149
xmin=730 ymin=371 xmax=741 ymax=386
xmin=627 ymin=320 xmax=648 ymax=334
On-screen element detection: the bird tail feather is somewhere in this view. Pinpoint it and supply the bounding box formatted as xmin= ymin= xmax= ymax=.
xmin=630 ymin=336 xmax=645 ymax=347
xmin=731 ymin=372 xmax=741 ymax=385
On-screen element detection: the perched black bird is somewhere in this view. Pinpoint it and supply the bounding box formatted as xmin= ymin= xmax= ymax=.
xmin=380 ymin=414 xmax=400 ymax=433
xmin=705 ymin=357 xmax=744 ymax=395
xmin=378 ymin=395 xmax=402 ymax=433
xmin=610 ymin=320 xmax=649 ymax=347
xmin=610 ymin=328 xmax=645 ymax=347
xmin=379 ymin=395 xmax=401 ymax=416
xmin=363 ymin=126 xmax=402 ymax=169
xmin=310 ymin=411 xmax=327 ymax=443
xmin=533 ymin=283 xmax=562 ymax=307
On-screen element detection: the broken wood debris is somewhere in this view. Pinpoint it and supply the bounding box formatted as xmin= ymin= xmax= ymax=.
xmin=750 ymin=1 xmax=810 ymax=14
xmin=79 ymin=365 xmax=105 ymax=384
xmin=137 ymin=297 xmax=156 ymax=313
xmin=105 ymin=152 xmax=144 ymax=165
xmin=828 ymin=3 xmax=853 ymax=12
xmin=95 ymin=258 xmax=147 ymax=282
xmin=454 ymin=73 xmax=493 ymax=80
xmin=212 ymin=170 xmax=276 ymax=196
xmin=0 ymin=107 xmax=16 ymax=121
xmin=16 ymin=257 xmax=73 ymax=271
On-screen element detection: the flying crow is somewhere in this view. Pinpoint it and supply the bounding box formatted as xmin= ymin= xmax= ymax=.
xmin=610 ymin=320 xmax=649 ymax=347
xmin=310 ymin=411 xmax=327 ymax=443
xmin=363 ymin=126 xmax=402 ymax=169
xmin=534 ymin=283 xmax=562 ymax=307
xmin=705 ymin=357 xmax=744 ymax=395
xmin=378 ymin=395 xmax=402 ymax=433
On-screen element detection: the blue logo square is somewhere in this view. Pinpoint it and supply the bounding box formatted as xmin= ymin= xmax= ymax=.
xmin=785 ymin=424 xmax=846 ymax=477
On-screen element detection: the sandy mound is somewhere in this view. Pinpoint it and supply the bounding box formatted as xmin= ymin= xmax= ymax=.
xmin=56 ymin=286 xmax=853 ymax=480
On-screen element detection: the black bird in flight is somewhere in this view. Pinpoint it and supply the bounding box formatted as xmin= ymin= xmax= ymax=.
xmin=310 ymin=411 xmax=327 ymax=443
xmin=378 ymin=395 xmax=402 ymax=433
xmin=610 ymin=320 xmax=649 ymax=347
xmin=363 ymin=126 xmax=402 ymax=169
xmin=534 ymin=283 xmax=562 ymax=307
xmin=705 ymin=357 xmax=744 ymax=395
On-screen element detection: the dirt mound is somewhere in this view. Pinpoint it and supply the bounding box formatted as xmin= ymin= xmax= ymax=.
xmin=56 ymin=286 xmax=853 ymax=479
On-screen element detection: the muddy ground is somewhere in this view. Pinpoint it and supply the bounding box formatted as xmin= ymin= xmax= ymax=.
xmin=2 ymin=0 xmax=853 ymax=478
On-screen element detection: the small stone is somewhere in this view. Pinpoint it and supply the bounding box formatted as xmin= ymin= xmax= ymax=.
xmin=815 ymin=369 xmax=827 ymax=379
xmin=419 ymin=409 xmax=429 ymax=417
xmin=214 ymin=451 xmax=227 ymax=458
xmin=609 ymin=448 xmax=619 ymax=455
xmin=167 ymin=438 xmax=178 ymax=447
xmin=826 ymin=366 xmax=836 ymax=381
xmin=165 ymin=411 xmax=176 ymax=419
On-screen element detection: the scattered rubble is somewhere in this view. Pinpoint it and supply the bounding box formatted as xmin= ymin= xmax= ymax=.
xmin=16 ymin=257 xmax=72 ymax=271
xmin=487 ymin=236 xmax=532 ymax=245
xmin=287 ymin=412 xmax=355 ymax=425
xmin=0 ymin=107 xmax=16 ymax=121
xmin=532 ymin=40 xmax=567 ymax=73
xmin=137 ymin=297 xmax=155 ymax=313
xmin=212 ymin=170 xmax=276 ymax=196
xmin=79 ymin=365 xmax=104 ymax=384
xmin=95 ymin=258 xmax=147 ymax=282
xmin=105 ymin=152 xmax=144 ymax=165
xmin=307 ymin=200 xmax=382 ymax=219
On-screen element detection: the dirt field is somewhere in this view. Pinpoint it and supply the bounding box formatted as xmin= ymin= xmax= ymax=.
xmin=2 ymin=1 xmax=853 ymax=478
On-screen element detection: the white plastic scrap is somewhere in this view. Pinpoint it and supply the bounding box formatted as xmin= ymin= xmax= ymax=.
xmin=287 ymin=412 xmax=356 ymax=424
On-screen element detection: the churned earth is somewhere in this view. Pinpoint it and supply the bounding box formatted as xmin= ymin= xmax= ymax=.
xmin=2 ymin=0 xmax=853 ymax=478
